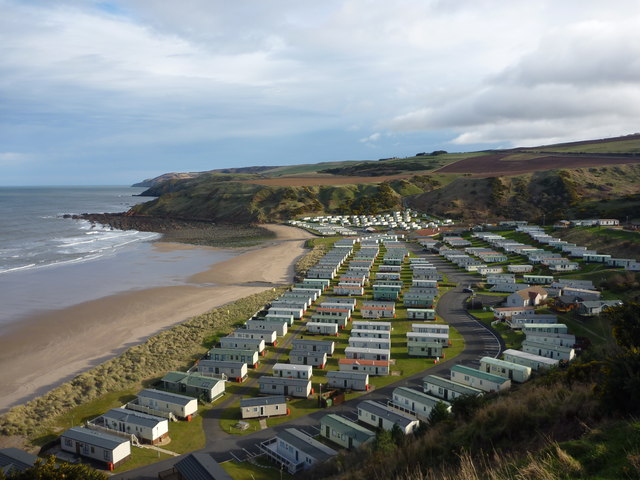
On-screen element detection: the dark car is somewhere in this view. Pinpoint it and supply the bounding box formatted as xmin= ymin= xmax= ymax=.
xmin=462 ymin=287 xmax=474 ymax=294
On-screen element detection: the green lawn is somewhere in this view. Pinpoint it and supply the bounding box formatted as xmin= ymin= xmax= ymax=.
xmin=113 ymin=446 xmax=173 ymax=474
xmin=221 ymin=459 xmax=293 ymax=479
xmin=468 ymin=309 xmax=524 ymax=350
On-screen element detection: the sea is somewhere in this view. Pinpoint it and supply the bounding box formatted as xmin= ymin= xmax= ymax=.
xmin=0 ymin=186 xmax=236 ymax=329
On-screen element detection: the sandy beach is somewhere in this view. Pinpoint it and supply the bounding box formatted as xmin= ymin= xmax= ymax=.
xmin=0 ymin=224 xmax=313 ymax=413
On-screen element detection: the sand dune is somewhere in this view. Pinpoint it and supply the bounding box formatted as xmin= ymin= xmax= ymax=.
xmin=0 ymin=224 xmax=313 ymax=413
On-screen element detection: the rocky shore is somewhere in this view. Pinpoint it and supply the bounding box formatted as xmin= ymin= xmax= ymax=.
xmin=69 ymin=213 xmax=276 ymax=247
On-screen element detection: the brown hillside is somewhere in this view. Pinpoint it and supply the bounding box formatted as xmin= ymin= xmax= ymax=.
xmin=435 ymin=153 xmax=640 ymax=176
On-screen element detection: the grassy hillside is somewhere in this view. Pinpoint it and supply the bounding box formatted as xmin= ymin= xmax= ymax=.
xmin=406 ymin=164 xmax=640 ymax=223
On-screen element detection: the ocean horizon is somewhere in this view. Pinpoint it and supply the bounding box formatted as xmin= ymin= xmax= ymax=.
xmin=0 ymin=185 xmax=237 ymax=330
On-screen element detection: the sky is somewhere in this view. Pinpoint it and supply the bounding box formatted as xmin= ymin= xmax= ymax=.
xmin=2 ymin=0 xmax=640 ymax=185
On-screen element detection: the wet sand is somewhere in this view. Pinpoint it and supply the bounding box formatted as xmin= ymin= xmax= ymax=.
xmin=0 ymin=224 xmax=313 ymax=413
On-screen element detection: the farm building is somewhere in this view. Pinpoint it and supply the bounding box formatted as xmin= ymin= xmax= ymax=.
xmin=345 ymin=346 xmax=390 ymax=361
xmin=407 ymin=308 xmax=436 ymax=320
xmin=260 ymin=428 xmax=337 ymax=474
xmin=306 ymin=322 xmax=339 ymax=336
xmin=350 ymin=329 xmax=391 ymax=339
xmin=391 ymin=387 xmax=451 ymax=422
xmin=134 ymin=389 xmax=199 ymax=419
xmin=450 ymin=365 xmax=511 ymax=393
xmin=407 ymin=342 xmax=443 ymax=358
xmin=245 ymin=319 xmax=288 ymax=337
xmin=338 ymin=358 xmax=390 ymax=376
xmin=273 ymin=363 xmax=313 ymax=380
xmin=352 ymin=320 xmax=392 ymax=331
xmin=61 ymin=427 xmax=131 ymax=469
xmin=326 ymin=371 xmax=370 ymax=391
xmin=206 ymin=348 xmax=259 ymax=368
xmin=292 ymin=339 xmax=335 ymax=356
xmin=357 ymin=400 xmax=420 ymax=434
xmin=479 ymin=357 xmax=531 ymax=383
xmin=196 ymin=360 xmax=247 ymax=382
xmin=240 ymin=396 xmax=288 ymax=419
xmin=258 ymin=376 xmax=312 ymax=398
xmin=422 ymin=374 xmax=483 ymax=401
xmin=100 ymin=408 xmax=169 ymax=445
xmin=502 ymin=349 xmax=560 ymax=370
xmin=219 ymin=336 xmax=265 ymax=354
xmin=289 ymin=349 xmax=327 ymax=368
xmin=232 ymin=328 xmax=278 ymax=346
xmin=161 ymin=371 xmax=225 ymax=402
xmin=360 ymin=301 xmax=396 ymax=319
xmin=412 ymin=323 xmax=449 ymax=335
xmin=348 ymin=337 xmax=391 ymax=350
xmin=522 ymin=340 xmax=575 ymax=361
xmin=320 ymin=414 xmax=375 ymax=449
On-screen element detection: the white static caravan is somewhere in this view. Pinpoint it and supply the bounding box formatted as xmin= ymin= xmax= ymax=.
xmin=207 ymin=348 xmax=259 ymax=368
xmin=522 ymin=323 xmax=569 ymax=335
xmin=271 ymin=300 xmax=309 ymax=313
xmin=357 ymin=400 xmax=419 ymax=435
xmin=61 ymin=427 xmax=131 ymax=469
xmin=322 ymin=298 xmax=357 ymax=310
xmin=333 ymin=284 xmax=365 ymax=296
xmin=320 ymin=414 xmax=376 ymax=450
xmin=219 ymin=336 xmax=265 ymax=354
xmin=232 ymin=328 xmax=278 ymax=346
xmin=412 ymin=323 xmax=450 ymax=335
xmin=261 ymin=428 xmax=337 ymax=474
xmin=352 ymin=320 xmax=392 ymax=332
xmin=407 ymin=342 xmax=443 ymax=358
xmin=196 ymin=359 xmax=248 ymax=382
xmin=286 ymin=288 xmax=320 ymax=301
xmin=348 ymin=337 xmax=391 ymax=350
xmin=360 ymin=302 xmax=396 ymax=319
xmin=479 ymin=356 xmax=532 ymax=383
xmin=316 ymin=306 xmax=353 ymax=320
xmin=161 ymin=371 xmax=226 ymax=402
xmin=273 ymin=363 xmax=313 ymax=380
xmin=306 ymin=322 xmax=339 ymax=336
xmin=525 ymin=332 xmax=576 ymax=348
xmin=258 ymin=376 xmax=312 ymax=398
xmin=300 ymin=278 xmax=331 ymax=291
xmin=135 ymin=389 xmax=199 ymax=420
xmin=502 ymin=348 xmax=559 ymax=371
xmin=450 ymin=365 xmax=511 ymax=393
xmin=406 ymin=332 xmax=449 ymax=346
xmin=523 ymin=275 xmax=555 ymax=285
xmin=289 ymin=349 xmax=327 ymax=368
xmin=241 ymin=396 xmax=288 ymax=419
xmin=412 ymin=279 xmax=438 ymax=289
xmin=407 ymin=308 xmax=436 ymax=320
xmin=310 ymin=314 xmax=348 ymax=330
xmin=508 ymin=264 xmax=533 ymax=273
xmin=264 ymin=313 xmax=295 ymax=327
xmin=391 ymin=387 xmax=451 ymax=422
xmin=422 ymin=375 xmax=483 ymax=401
xmin=522 ymin=340 xmax=575 ymax=361
xmin=268 ymin=307 xmax=304 ymax=320
xmin=345 ymin=346 xmax=390 ymax=361
xmin=245 ymin=319 xmax=288 ymax=337
xmin=349 ymin=329 xmax=391 ymax=340
xmin=291 ymin=339 xmax=335 ymax=356
xmin=339 ymin=358 xmax=390 ymax=376
xmin=100 ymin=408 xmax=169 ymax=445
xmin=326 ymin=371 xmax=370 ymax=391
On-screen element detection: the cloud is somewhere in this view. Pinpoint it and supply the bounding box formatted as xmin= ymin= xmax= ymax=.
xmin=0 ymin=152 xmax=31 ymax=166
xmin=360 ymin=132 xmax=381 ymax=144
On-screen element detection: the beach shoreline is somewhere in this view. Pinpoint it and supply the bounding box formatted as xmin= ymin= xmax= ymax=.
xmin=0 ymin=224 xmax=313 ymax=414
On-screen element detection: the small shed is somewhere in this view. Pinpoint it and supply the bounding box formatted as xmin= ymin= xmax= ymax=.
xmin=240 ymin=396 xmax=288 ymax=419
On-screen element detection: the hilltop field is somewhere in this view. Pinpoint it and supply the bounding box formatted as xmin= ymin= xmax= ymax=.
xmin=127 ymin=134 xmax=640 ymax=226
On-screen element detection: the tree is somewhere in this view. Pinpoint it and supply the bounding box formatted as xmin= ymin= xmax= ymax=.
xmin=0 ymin=456 xmax=108 ymax=480
xmin=605 ymin=302 xmax=640 ymax=352
xmin=428 ymin=401 xmax=452 ymax=426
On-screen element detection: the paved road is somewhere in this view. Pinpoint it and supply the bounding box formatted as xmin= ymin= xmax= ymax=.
xmin=113 ymin=251 xmax=504 ymax=480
